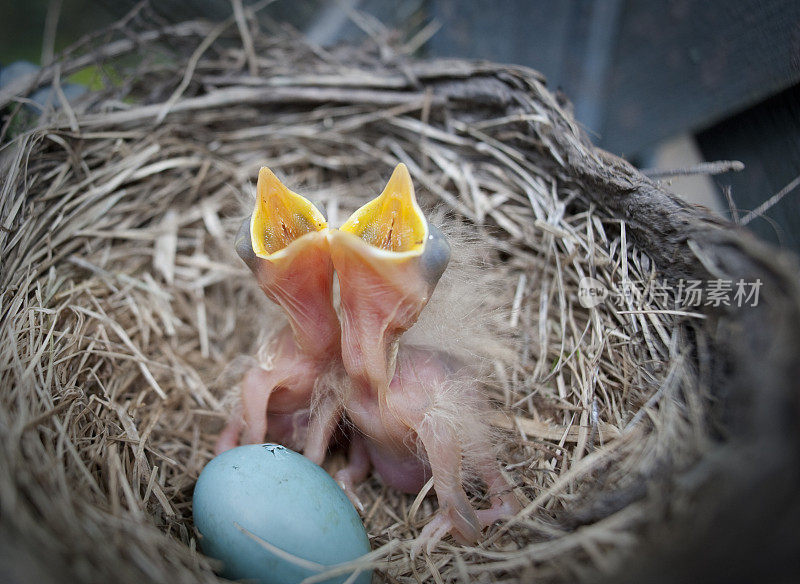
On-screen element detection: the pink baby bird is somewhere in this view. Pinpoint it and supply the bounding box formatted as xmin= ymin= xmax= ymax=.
xmin=218 ymin=165 xmax=520 ymax=552
xmin=215 ymin=168 xmax=340 ymax=453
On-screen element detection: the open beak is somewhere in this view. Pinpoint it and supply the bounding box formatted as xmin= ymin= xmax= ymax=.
xmin=329 ymin=163 xmax=450 ymax=395
xmin=236 ymin=167 xmax=340 ymax=356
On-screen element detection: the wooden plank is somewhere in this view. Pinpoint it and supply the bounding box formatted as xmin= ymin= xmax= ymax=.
xmin=429 ymin=0 xmax=578 ymax=91
xmin=429 ymin=0 xmax=800 ymax=158
xmin=697 ymin=82 xmax=800 ymax=254
xmin=601 ymin=0 xmax=800 ymax=154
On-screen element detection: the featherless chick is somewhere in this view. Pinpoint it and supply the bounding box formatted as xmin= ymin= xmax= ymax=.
xmin=217 ymin=164 xmax=520 ymax=552
xmin=215 ymin=168 xmax=340 ymax=453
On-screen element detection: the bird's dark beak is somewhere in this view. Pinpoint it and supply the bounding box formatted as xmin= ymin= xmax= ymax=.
xmin=330 ymin=163 xmax=450 ymax=395
xmin=236 ymin=167 xmax=339 ymax=356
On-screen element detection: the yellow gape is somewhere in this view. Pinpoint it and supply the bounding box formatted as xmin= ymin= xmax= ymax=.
xmin=339 ymin=163 xmax=427 ymax=255
xmin=251 ymin=167 xmax=327 ymax=258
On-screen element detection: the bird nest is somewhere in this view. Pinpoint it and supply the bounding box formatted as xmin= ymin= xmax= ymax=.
xmin=2 ymin=7 xmax=799 ymax=584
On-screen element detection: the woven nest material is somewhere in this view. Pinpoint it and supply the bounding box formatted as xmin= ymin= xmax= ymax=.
xmin=2 ymin=8 xmax=800 ymax=584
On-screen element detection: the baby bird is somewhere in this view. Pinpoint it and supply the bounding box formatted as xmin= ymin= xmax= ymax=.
xmin=218 ymin=165 xmax=519 ymax=552
xmin=310 ymin=165 xmax=520 ymax=551
xmin=215 ymin=168 xmax=340 ymax=454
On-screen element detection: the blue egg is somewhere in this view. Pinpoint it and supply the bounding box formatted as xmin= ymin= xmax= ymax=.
xmin=193 ymin=444 xmax=371 ymax=584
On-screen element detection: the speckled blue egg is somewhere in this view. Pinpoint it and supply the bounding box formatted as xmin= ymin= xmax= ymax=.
xmin=193 ymin=444 xmax=371 ymax=584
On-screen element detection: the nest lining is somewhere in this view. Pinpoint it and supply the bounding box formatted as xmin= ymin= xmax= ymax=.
xmin=0 ymin=8 xmax=719 ymax=584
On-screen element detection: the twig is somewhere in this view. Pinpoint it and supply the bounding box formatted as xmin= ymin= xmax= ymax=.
xmin=641 ymin=159 xmax=744 ymax=178
xmin=722 ymin=185 xmax=740 ymax=224
xmin=740 ymin=173 xmax=800 ymax=226
xmin=231 ymin=0 xmax=258 ymax=77
xmin=155 ymin=18 xmax=233 ymax=124
xmin=41 ymin=0 xmax=63 ymax=66
xmin=74 ymin=85 xmax=444 ymax=128
xmin=0 ymin=21 xmax=214 ymax=110
xmin=52 ymin=64 xmax=80 ymax=133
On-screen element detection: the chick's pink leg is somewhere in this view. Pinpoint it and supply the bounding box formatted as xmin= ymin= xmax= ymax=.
xmin=334 ymin=433 xmax=371 ymax=512
xmin=414 ymin=414 xmax=481 ymax=551
xmin=474 ymin=455 xmax=521 ymax=526
xmin=240 ymin=366 xmax=279 ymax=445
xmin=215 ymin=404 xmax=244 ymax=454
xmin=214 ymin=366 xmax=280 ymax=454
xmin=303 ymin=391 xmax=343 ymax=466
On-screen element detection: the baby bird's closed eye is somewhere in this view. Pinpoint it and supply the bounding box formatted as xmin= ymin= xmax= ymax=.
xmin=217 ymin=165 xmax=520 ymax=553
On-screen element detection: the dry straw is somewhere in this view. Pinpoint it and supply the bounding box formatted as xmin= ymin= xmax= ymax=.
xmin=2 ymin=4 xmax=799 ymax=583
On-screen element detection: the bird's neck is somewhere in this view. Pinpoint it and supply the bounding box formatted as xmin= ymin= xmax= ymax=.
xmin=286 ymin=310 xmax=341 ymax=358
xmin=257 ymin=244 xmax=340 ymax=358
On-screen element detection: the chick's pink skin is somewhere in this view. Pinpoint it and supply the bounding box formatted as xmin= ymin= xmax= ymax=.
xmin=252 ymin=231 xmax=340 ymax=358
xmin=215 ymin=228 xmax=340 ymax=455
xmin=215 ymin=327 xmax=328 ymax=454
xmin=343 ymin=345 xmax=520 ymax=549
xmin=327 ymin=226 xmax=519 ymax=550
xmin=331 ymin=231 xmax=429 ymax=398
xmin=219 ymin=164 xmax=519 ymax=553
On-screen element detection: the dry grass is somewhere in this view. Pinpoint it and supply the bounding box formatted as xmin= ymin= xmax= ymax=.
xmin=0 ymin=6 xmax=713 ymax=583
